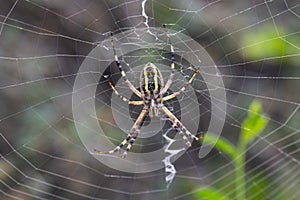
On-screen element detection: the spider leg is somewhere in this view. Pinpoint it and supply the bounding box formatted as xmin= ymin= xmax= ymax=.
xmin=94 ymin=108 xmax=148 ymax=158
xmin=161 ymin=25 xmax=175 ymax=95
xmin=110 ymin=33 xmax=142 ymax=98
xmin=109 ymin=81 xmax=144 ymax=106
xmin=160 ymin=105 xmax=199 ymax=146
xmin=162 ymin=68 xmax=199 ymax=102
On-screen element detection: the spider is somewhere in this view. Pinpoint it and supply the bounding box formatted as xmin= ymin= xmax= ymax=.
xmin=95 ymin=29 xmax=201 ymax=158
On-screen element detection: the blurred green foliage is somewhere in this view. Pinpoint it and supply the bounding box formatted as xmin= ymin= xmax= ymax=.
xmin=196 ymin=99 xmax=268 ymax=200
xmin=195 ymin=187 xmax=230 ymax=200
xmin=241 ymin=24 xmax=300 ymax=66
xmin=242 ymin=25 xmax=286 ymax=60
xmin=241 ymin=100 xmax=268 ymax=144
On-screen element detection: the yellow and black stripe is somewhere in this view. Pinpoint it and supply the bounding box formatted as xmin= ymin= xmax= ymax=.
xmin=142 ymin=65 xmax=161 ymax=96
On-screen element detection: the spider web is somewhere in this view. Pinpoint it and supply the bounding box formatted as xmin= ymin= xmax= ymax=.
xmin=1 ymin=0 xmax=300 ymax=199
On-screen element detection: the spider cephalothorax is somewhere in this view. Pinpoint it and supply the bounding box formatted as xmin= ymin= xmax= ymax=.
xmin=95 ymin=31 xmax=201 ymax=158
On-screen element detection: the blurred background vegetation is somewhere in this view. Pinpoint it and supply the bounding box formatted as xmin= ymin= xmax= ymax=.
xmin=1 ymin=0 xmax=300 ymax=199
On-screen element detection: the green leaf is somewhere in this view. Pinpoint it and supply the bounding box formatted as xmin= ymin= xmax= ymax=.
xmin=202 ymin=134 xmax=237 ymax=159
xmin=241 ymin=100 xmax=268 ymax=144
xmin=247 ymin=173 xmax=268 ymax=200
xmin=241 ymin=25 xmax=287 ymax=62
xmin=195 ymin=187 xmax=230 ymax=200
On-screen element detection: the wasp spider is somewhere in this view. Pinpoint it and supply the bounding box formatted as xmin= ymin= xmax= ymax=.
xmin=95 ymin=28 xmax=201 ymax=158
